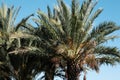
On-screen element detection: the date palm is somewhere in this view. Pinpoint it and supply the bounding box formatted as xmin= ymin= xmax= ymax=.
xmin=35 ymin=0 xmax=120 ymax=80
xmin=0 ymin=4 xmax=57 ymax=79
xmin=0 ymin=3 xmax=35 ymax=79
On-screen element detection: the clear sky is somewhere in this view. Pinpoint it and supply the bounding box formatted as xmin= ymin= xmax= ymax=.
xmin=1 ymin=0 xmax=120 ymax=80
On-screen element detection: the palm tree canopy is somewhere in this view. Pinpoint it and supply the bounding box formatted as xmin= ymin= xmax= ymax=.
xmin=0 ymin=3 xmax=36 ymax=79
xmin=34 ymin=0 xmax=120 ymax=72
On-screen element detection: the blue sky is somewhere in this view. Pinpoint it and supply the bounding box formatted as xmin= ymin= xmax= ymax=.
xmin=0 ymin=0 xmax=120 ymax=80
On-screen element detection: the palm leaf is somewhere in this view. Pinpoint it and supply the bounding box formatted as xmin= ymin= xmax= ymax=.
xmin=95 ymin=46 xmax=120 ymax=58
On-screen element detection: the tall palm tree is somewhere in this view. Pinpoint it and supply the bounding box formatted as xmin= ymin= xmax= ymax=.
xmin=0 ymin=3 xmax=36 ymax=79
xmin=34 ymin=0 xmax=120 ymax=80
xmin=0 ymin=4 xmax=57 ymax=79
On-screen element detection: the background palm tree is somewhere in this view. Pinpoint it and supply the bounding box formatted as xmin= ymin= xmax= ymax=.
xmin=0 ymin=3 xmax=37 ymax=80
xmin=0 ymin=3 xmax=62 ymax=79
xmin=34 ymin=0 xmax=120 ymax=80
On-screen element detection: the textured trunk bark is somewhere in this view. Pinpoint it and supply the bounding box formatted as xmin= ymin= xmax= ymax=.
xmin=45 ymin=62 xmax=55 ymax=80
xmin=45 ymin=70 xmax=54 ymax=80
xmin=67 ymin=60 xmax=80 ymax=80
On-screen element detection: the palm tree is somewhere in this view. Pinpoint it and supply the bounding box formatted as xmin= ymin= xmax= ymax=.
xmin=0 ymin=4 xmax=58 ymax=79
xmin=0 ymin=3 xmax=36 ymax=79
xmin=34 ymin=0 xmax=120 ymax=80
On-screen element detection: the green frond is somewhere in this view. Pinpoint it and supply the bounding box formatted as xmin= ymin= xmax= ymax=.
xmin=84 ymin=8 xmax=103 ymax=34
xmin=15 ymin=14 xmax=34 ymax=31
xmin=79 ymin=0 xmax=92 ymax=20
xmin=99 ymin=35 xmax=120 ymax=44
xmin=0 ymin=4 xmax=10 ymax=32
xmin=88 ymin=21 xmax=120 ymax=42
xmin=0 ymin=4 xmax=21 ymax=33
xmin=8 ymin=46 xmax=43 ymax=54
xmin=92 ymin=22 xmax=117 ymax=36
xmin=89 ymin=8 xmax=103 ymax=24
xmin=95 ymin=46 xmax=120 ymax=58
xmin=96 ymin=56 xmax=120 ymax=66
xmin=37 ymin=10 xmax=62 ymax=40
xmin=10 ymin=32 xmax=41 ymax=42
xmin=0 ymin=3 xmax=7 ymax=18
xmin=81 ymin=8 xmax=103 ymax=42
xmin=72 ymin=0 xmax=76 ymax=15
xmin=82 ymin=0 xmax=98 ymax=24
xmin=54 ymin=2 xmax=70 ymax=35
xmin=47 ymin=6 xmax=52 ymax=19
xmin=70 ymin=15 xmax=77 ymax=43
xmin=24 ymin=23 xmax=36 ymax=32
xmin=60 ymin=0 xmax=70 ymax=21
xmin=12 ymin=7 xmax=21 ymax=26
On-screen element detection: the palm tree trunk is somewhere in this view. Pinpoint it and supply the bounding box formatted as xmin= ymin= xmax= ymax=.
xmin=45 ymin=62 xmax=55 ymax=80
xmin=45 ymin=70 xmax=54 ymax=80
xmin=67 ymin=60 xmax=80 ymax=80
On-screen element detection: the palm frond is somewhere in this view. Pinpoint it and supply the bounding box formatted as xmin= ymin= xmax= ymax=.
xmin=81 ymin=8 xmax=103 ymax=43
xmin=95 ymin=46 xmax=120 ymax=58
xmin=47 ymin=6 xmax=52 ymax=19
xmin=15 ymin=14 xmax=34 ymax=31
xmin=82 ymin=0 xmax=98 ymax=24
xmin=8 ymin=46 xmax=44 ymax=55
xmin=96 ymin=56 xmax=120 ymax=66
xmin=79 ymin=0 xmax=92 ymax=20
xmin=72 ymin=0 xmax=80 ymax=15
xmin=98 ymin=35 xmax=120 ymax=44
xmin=88 ymin=21 xmax=120 ymax=43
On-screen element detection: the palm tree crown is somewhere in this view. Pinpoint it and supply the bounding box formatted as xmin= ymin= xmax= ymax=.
xmin=35 ymin=0 xmax=120 ymax=72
